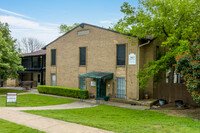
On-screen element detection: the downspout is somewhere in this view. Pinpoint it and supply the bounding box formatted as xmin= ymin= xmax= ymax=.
xmin=137 ymin=40 xmax=150 ymax=100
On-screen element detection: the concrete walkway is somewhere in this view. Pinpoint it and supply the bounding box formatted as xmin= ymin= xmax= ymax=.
xmin=2 ymin=101 xmax=97 ymax=111
xmin=0 ymin=108 xmax=112 ymax=133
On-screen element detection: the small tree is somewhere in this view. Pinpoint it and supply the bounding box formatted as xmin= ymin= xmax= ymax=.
xmin=0 ymin=22 xmax=24 ymax=83
xmin=176 ymin=36 xmax=200 ymax=104
xmin=59 ymin=23 xmax=79 ymax=34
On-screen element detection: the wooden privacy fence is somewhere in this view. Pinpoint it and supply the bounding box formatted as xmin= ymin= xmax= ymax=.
xmin=154 ymin=82 xmax=198 ymax=106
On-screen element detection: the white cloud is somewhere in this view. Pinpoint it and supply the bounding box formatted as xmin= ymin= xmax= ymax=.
xmin=0 ymin=8 xmax=33 ymax=19
xmin=0 ymin=15 xmax=59 ymax=44
xmin=11 ymin=28 xmax=59 ymax=44
xmin=100 ymin=20 xmax=112 ymax=24
xmin=0 ymin=16 xmax=53 ymax=30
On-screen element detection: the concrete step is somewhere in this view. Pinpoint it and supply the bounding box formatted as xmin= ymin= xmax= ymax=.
xmin=110 ymin=98 xmax=158 ymax=107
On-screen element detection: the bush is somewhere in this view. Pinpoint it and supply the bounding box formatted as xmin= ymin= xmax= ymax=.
xmin=37 ymin=85 xmax=89 ymax=99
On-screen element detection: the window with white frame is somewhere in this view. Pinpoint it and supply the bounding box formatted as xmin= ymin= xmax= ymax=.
xmin=51 ymin=74 xmax=56 ymax=86
xmin=116 ymin=77 xmax=126 ymax=98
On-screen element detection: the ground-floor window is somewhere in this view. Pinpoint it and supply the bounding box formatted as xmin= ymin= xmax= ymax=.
xmin=79 ymin=78 xmax=86 ymax=89
xmin=116 ymin=77 xmax=126 ymax=99
xmin=166 ymin=68 xmax=184 ymax=84
xmin=51 ymin=74 xmax=56 ymax=86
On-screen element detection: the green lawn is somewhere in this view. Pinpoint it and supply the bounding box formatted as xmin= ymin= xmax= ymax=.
xmin=0 ymin=88 xmax=26 ymax=95
xmin=0 ymin=94 xmax=74 ymax=107
xmin=25 ymin=105 xmax=200 ymax=133
xmin=0 ymin=118 xmax=44 ymax=133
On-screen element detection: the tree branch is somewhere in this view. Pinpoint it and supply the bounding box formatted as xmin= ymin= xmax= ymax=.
xmin=162 ymin=25 xmax=169 ymax=37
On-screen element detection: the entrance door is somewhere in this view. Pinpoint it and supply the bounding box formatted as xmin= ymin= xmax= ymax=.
xmin=96 ymin=79 xmax=106 ymax=99
xmin=99 ymin=79 xmax=106 ymax=98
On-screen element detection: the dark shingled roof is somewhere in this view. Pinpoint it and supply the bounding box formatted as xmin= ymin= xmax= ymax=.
xmin=23 ymin=50 xmax=46 ymax=57
xmin=42 ymin=23 xmax=136 ymax=50
xmin=42 ymin=23 xmax=155 ymax=50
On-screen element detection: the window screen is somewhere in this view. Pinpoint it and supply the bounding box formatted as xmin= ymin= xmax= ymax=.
xmin=51 ymin=49 xmax=56 ymax=65
xmin=117 ymin=44 xmax=126 ymax=65
xmin=80 ymin=47 xmax=86 ymax=66
xmin=116 ymin=77 xmax=126 ymax=98
xmin=51 ymin=74 xmax=56 ymax=86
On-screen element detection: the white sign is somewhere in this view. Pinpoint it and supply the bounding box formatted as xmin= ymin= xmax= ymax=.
xmin=129 ymin=53 xmax=136 ymax=65
xmin=91 ymin=81 xmax=96 ymax=86
xmin=6 ymin=93 xmax=17 ymax=103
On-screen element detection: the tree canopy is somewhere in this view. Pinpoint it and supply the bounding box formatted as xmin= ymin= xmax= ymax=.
xmin=176 ymin=36 xmax=200 ymax=104
xmin=59 ymin=23 xmax=79 ymax=34
xmin=112 ymin=0 xmax=200 ymax=89
xmin=0 ymin=22 xmax=24 ymax=81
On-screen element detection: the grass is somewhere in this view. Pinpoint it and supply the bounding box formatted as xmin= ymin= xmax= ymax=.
xmin=25 ymin=105 xmax=200 ymax=133
xmin=0 ymin=94 xmax=74 ymax=107
xmin=0 ymin=88 xmax=26 ymax=95
xmin=0 ymin=118 xmax=44 ymax=133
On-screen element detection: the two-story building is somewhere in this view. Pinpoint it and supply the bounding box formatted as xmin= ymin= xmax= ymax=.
xmin=5 ymin=50 xmax=46 ymax=87
xmin=5 ymin=23 xmax=196 ymax=105
xmin=43 ymin=23 xmax=158 ymax=100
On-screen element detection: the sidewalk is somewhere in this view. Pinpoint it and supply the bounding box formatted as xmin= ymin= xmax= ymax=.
xmin=1 ymin=101 xmax=97 ymax=111
xmin=0 ymin=108 xmax=112 ymax=133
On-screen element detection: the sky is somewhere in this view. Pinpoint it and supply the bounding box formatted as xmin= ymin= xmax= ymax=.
xmin=0 ymin=0 xmax=138 ymax=45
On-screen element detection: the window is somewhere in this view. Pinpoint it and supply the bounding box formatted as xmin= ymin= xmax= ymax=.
xmin=166 ymin=68 xmax=184 ymax=84
xmin=33 ymin=56 xmax=39 ymax=68
xmin=80 ymin=47 xmax=86 ymax=66
xmin=51 ymin=49 xmax=56 ymax=66
xmin=22 ymin=57 xmax=31 ymax=68
xmin=79 ymin=78 xmax=86 ymax=90
xmin=116 ymin=77 xmax=126 ymax=99
xmin=51 ymin=74 xmax=56 ymax=86
xmin=117 ymin=44 xmax=126 ymax=65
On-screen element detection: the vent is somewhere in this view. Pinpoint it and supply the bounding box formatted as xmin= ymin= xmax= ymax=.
xmin=78 ymin=30 xmax=90 ymax=35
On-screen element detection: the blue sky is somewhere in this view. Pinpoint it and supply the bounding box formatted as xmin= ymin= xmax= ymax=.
xmin=0 ymin=0 xmax=138 ymax=44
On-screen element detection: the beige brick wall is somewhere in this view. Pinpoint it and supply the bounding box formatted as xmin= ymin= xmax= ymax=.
xmin=46 ymin=24 xmax=146 ymax=100
xmin=5 ymin=78 xmax=17 ymax=87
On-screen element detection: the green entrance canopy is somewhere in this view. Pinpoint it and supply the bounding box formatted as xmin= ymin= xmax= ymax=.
xmin=78 ymin=72 xmax=113 ymax=79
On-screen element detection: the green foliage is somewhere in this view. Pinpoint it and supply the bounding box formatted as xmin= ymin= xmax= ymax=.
xmin=25 ymin=105 xmax=200 ymax=133
xmin=59 ymin=23 xmax=79 ymax=34
xmin=176 ymin=37 xmax=200 ymax=104
xmin=37 ymin=85 xmax=89 ymax=99
xmin=0 ymin=22 xmax=24 ymax=81
xmin=113 ymin=0 xmax=200 ymax=88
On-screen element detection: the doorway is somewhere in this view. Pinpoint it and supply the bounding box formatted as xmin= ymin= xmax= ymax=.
xmin=96 ymin=79 xmax=106 ymax=99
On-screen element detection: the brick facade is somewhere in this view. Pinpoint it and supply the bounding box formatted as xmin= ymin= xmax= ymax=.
xmin=45 ymin=24 xmax=155 ymax=100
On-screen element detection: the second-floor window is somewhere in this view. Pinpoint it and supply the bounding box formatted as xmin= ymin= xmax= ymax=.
xmin=117 ymin=44 xmax=126 ymax=66
xmin=80 ymin=47 xmax=86 ymax=66
xmin=51 ymin=49 xmax=56 ymax=66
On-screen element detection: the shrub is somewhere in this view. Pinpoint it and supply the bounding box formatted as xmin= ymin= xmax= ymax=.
xmin=37 ymin=85 xmax=89 ymax=99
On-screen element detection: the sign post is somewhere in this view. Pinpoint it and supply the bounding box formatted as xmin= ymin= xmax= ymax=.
xmin=6 ymin=93 xmax=17 ymax=106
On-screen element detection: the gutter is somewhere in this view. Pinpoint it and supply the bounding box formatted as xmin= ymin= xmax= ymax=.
xmin=137 ymin=40 xmax=150 ymax=100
